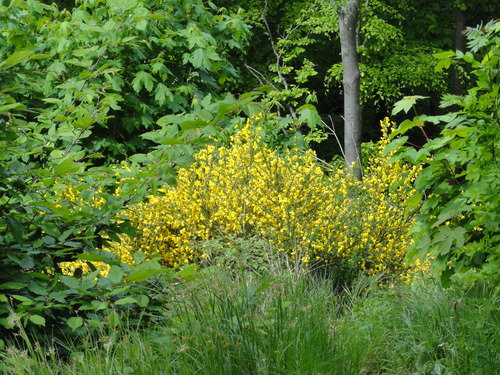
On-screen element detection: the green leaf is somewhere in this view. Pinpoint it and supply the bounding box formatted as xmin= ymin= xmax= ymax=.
xmin=29 ymin=315 xmax=46 ymax=327
xmin=132 ymin=71 xmax=156 ymax=93
xmin=405 ymin=192 xmax=422 ymax=213
xmin=40 ymin=222 xmax=60 ymax=237
xmin=11 ymin=295 xmax=34 ymax=305
xmin=87 ymin=319 xmax=104 ymax=328
xmin=59 ymin=275 xmax=80 ymax=289
xmin=391 ymin=96 xmax=428 ymax=116
xmin=27 ymin=281 xmax=49 ymax=296
xmin=176 ymin=264 xmax=199 ymax=281
xmin=383 ymin=136 xmax=407 ymax=153
xmin=5 ymin=215 xmax=25 ymax=244
xmin=114 ymin=297 xmax=137 ymax=305
xmin=0 ymin=103 xmax=26 ymax=112
xmin=132 ymin=252 xmax=147 ymax=264
xmin=3 ymin=50 xmax=34 ymax=67
xmin=81 ymin=271 xmax=99 ymax=290
xmin=154 ymin=83 xmax=174 ymax=106
xmin=0 ymin=282 xmax=26 ymax=290
xmin=54 ymin=158 xmax=82 ymax=175
xmin=108 ymin=311 xmax=120 ymax=328
xmin=433 ymin=51 xmax=455 ymax=59
xmin=159 ymin=137 xmax=185 ymax=145
xmin=434 ymin=57 xmax=452 ymax=72
xmin=108 ymin=265 xmax=123 ymax=284
xmin=126 ymin=268 xmax=165 ymax=282
xmin=67 ymin=316 xmax=83 ymax=331
xmin=297 ymin=105 xmax=321 ymax=129
xmin=135 ymin=295 xmax=149 ymax=308
xmin=76 ymin=253 xmax=106 ymax=262
xmin=188 ymin=48 xmax=220 ymax=70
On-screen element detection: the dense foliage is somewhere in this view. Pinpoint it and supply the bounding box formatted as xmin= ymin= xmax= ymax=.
xmin=0 ymin=0 xmax=250 ymax=334
xmin=388 ymin=21 xmax=500 ymax=285
xmin=0 ymin=0 xmax=249 ymax=161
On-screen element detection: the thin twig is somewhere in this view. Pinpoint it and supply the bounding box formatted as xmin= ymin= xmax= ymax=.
xmin=261 ymin=0 xmax=298 ymax=120
xmin=322 ymin=115 xmax=346 ymax=161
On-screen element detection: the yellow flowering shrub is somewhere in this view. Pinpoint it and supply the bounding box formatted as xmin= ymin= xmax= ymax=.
xmin=53 ymin=183 xmax=111 ymax=276
xmin=111 ymin=116 xmax=423 ymax=280
xmin=326 ymin=118 xmax=423 ymax=277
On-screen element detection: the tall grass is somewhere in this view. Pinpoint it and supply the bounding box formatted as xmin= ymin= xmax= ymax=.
xmin=1 ymin=268 xmax=498 ymax=374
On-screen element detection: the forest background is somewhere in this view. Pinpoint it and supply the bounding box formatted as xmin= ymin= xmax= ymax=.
xmin=0 ymin=0 xmax=499 ymax=373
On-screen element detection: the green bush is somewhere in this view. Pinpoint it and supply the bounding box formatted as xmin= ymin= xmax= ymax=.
xmin=389 ymin=20 xmax=500 ymax=285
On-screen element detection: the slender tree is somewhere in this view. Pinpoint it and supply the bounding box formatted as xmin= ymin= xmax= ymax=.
xmin=452 ymin=0 xmax=466 ymax=96
xmin=333 ymin=0 xmax=362 ymax=179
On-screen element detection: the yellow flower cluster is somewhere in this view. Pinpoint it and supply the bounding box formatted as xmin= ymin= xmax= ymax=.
xmin=111 ymin=116 xmax=422 ymax=279
xmin=53 ymin=182 xmax=110 ymax=276
xmin=329 ymin=118 xmax=423 ymax=277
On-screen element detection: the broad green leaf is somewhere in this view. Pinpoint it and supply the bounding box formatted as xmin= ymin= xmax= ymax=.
xmin=405 ymin=192 xmax=422 ymax=213
xmin=297 ymin=106 xmax=321 ymax=129
xmin=67 ymin=316 xmax=83 ymax=331
xmin=40 ymin=222 xmax=60 ymax=237
xmin=135 ymin=295 xmax=149 ymax=308
xmin=54 ymin=158 xmax=82 ymax=175
xmin=132 ymin=71 xmax=156 ymax=93
xmin=132 ymin=71 xmax=145 ymax=92
xmin=5 ymin=215 xmax=25 ymax=244
xmin=434 ymin=57 xmax=452 ymax=72
xmin=180 ymin=120 xmax=204 ymax=131
xmin=154 ymin=83 xmax=174 ymax=105
xmin=433 ymin=50 xmax=455 ymax=59
xmin=132 ymin=252 xmax=147 ymax=264
xmin=114 ymin=297 xmax=137 ymax=305
xmin=126 ymin=268 xmax=165 ymax=282
xmin=383 ymin=136 xmax=407 ymax=153
xmin=3 ymin=50 xmax=34 ymax=67
xmin=108 ymin=311 xmax=120 ymax=328
xmin=27 ymin=281 xmax=48 ymax=296
xmin=0 ymin=282 xmax=26 ymax=290
xmin=188 ymin=48 xmax=218 ymax=70
xmin=29 ymin=315 xmax=46 ymax=326
xmin=135 ymin=19 xmax=148 ymax=31
xmin=176 ymin=264 xmax=198 ymax=281
xmin=0 ymin=103 xmax=25 ymax=112
xmin=108 ymin=265 xmax=123 ymax=284
xmin=81 ymin=271 xmax=99 ymax=290
xmin=11 ymin=295 xmax=34 ymax=305
xmin=42 ymin=98 xmax=62 ymax=104
xmin=391 ymin=96 xmax=428 ymax=116
xmin=87 ymin=319 xmax=104 ymax=328
xmin=59 ymin=275 xmax=80 ymax=289
xmin=30 ymin=54 xmax=51 ymax=60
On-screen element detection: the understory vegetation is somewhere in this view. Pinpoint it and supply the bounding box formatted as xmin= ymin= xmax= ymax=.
xmin=1 ymin=267 xmax=498 ymax=375
xmin=1 ymin=1 xmax=499 ymax=374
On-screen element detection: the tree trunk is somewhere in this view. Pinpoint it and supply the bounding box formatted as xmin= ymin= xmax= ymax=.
xmin=336 ymin=0 xmax=362 ymax=180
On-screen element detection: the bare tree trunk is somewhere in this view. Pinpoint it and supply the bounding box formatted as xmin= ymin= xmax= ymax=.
xmin=336 ymin=0 xmax=362 ymax=180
